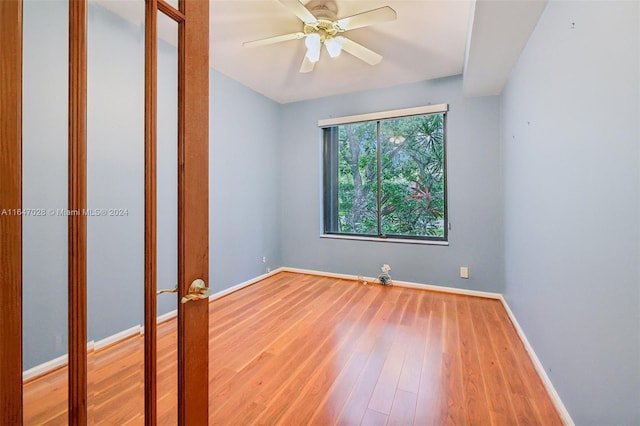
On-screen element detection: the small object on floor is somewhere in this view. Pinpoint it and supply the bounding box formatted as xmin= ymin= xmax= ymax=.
xmin=378 ymin=264 xmax=393 ymax=286
xmin=378 ymin=274 xmax=392 ymax=286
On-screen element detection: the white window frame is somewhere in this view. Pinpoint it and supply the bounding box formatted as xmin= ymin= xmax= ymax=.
xmin=319 ymin=104 xmax=449 ymax=245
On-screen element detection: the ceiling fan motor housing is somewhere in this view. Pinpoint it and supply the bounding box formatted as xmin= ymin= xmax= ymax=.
xmin=304 ymin=19 xmax=339 ymax=41
xmin=243 ymin=0 xmax=395 ymax=72
xmin=305 ymin=0 xmax=338 ymax=20
xmin=303 ymin=0 xmax=341 ymax=41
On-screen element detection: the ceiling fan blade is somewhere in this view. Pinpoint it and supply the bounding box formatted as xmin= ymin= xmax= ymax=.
xmin=300 ymin=55 xmax=316 ymax=73
xmin=335 ymin=6 xmax=397 ymax=32
xmin=278 ymin=0 xmax=318 ymax=25
xmin=339 ymin=36 xmax=382 ymax=66
xmin=243 ymin=32 xmax=305 ymax=48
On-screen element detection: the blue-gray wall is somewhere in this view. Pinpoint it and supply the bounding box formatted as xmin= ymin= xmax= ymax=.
xmin=500 ymin=1 xmax=640 ymax=423
xmin=210 ymin=69 xmax=282 ymax=290
xmin=86 ymin=0 xmax=146 ymax=347
xmin=279 ymin=76 xmax=504 ymax=293
xmin=22 ymin=0 xmax=69 ymax=370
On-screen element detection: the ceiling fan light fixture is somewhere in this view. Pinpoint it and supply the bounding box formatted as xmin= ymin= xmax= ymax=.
xmin=304 ymin=33 xmax=321 ymax=62
xmin=305 ymin=47 xmax=321 ymax=63
xmin=324 ymin=36 xmax=343 ymax=58
xmin=244 ymin=1 xmax=397 ymax=73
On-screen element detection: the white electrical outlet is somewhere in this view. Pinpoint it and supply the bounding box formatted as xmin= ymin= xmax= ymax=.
xmin=262 ymin=256 xmax=266 ymax=263
xmin=460 ymin=266 xmax=469 ymax=279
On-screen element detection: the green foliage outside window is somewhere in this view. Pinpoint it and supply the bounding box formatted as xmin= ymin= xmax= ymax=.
xmin=325 ymin=112 xmax=446 ymax=240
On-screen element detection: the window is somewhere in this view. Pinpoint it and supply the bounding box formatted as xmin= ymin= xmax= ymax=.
xmin=321 ymin=105 xmax=448 ymax=242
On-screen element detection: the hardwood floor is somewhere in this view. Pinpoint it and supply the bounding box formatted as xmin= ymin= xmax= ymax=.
xmin=23 ymin=272 xmax=563 ymax=425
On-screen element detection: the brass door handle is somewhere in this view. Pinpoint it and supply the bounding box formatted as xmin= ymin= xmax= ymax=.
xmin=157 ymin=285 xmax=178 ymax=295
xmin=181 ymin=278 xmax=209 ymax=304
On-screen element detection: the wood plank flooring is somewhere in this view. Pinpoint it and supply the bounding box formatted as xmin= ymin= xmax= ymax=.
xmin=23 ymin=272 xmax=563 ymax=425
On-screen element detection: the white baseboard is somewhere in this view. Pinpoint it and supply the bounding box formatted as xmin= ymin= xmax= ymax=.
xmin=23 ymin=353 xmax=68 ymax=381
xmin=499 ymin=296 xmax=574 ymax=426
xmin=94 ymin=325 xmax=142 ymax=351
xmin=280 ymin=266 xmax=502 ymax=299
xmin=208 ymin=267 xmax=285 ymax=301
xmin=156 ymin=309 xmax=177 ymax=324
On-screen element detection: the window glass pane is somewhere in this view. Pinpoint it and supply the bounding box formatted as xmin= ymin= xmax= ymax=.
xmin=87 ymin=0 xmax=145 ymax=421
xmin=156 ymin=10 xmax=178 ymax=424
xmin=165 ymin=0 xmax=179 ymax=10
xmin=380 ymin=114 xmax=446 ymax=238
xmin=324 ymin=111 xmax=447 ymax=241
xmin=337 ymin=122 xmax=378 ymax=235
xmin=23 ymin=0 xmax=69 ymax=422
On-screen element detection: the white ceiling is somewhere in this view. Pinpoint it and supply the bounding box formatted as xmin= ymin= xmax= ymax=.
xmin=463 ymin=0 xmax=548 ymax=97
xmin=98 ymin=0 xmax=548 ymax=104
xmin=211 ymin=0 xmax=474 ymax=103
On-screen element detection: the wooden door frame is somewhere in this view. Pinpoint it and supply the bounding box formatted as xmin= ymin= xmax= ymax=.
xmin=68 ymin=0 xmax=88 ymax=423
xmin=0 ymin=0 xmax=24 ymax=423
xmin=144 ymin=0 xmax=159 ymax=423
xmin=177 ymin=0 xmax=209 ymax=423
xmin=0 ymin=0 xmax=209 ymax=423
xmin=147 ymin=0 xmax=209 ymax=423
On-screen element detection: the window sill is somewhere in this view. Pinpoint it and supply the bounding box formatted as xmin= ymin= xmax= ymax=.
xmin=320 ymin=234 xmax=449 ymax=246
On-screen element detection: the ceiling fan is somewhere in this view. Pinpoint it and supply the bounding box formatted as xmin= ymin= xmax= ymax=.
xmin=243 ymin=0 xmax=397 ymax=73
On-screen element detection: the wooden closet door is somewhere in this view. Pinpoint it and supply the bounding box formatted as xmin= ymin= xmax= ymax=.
xmin=149 ymin=0 xmax=210 ymax=423
xmin=0 ymin=0 xmax=209 ymax=423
